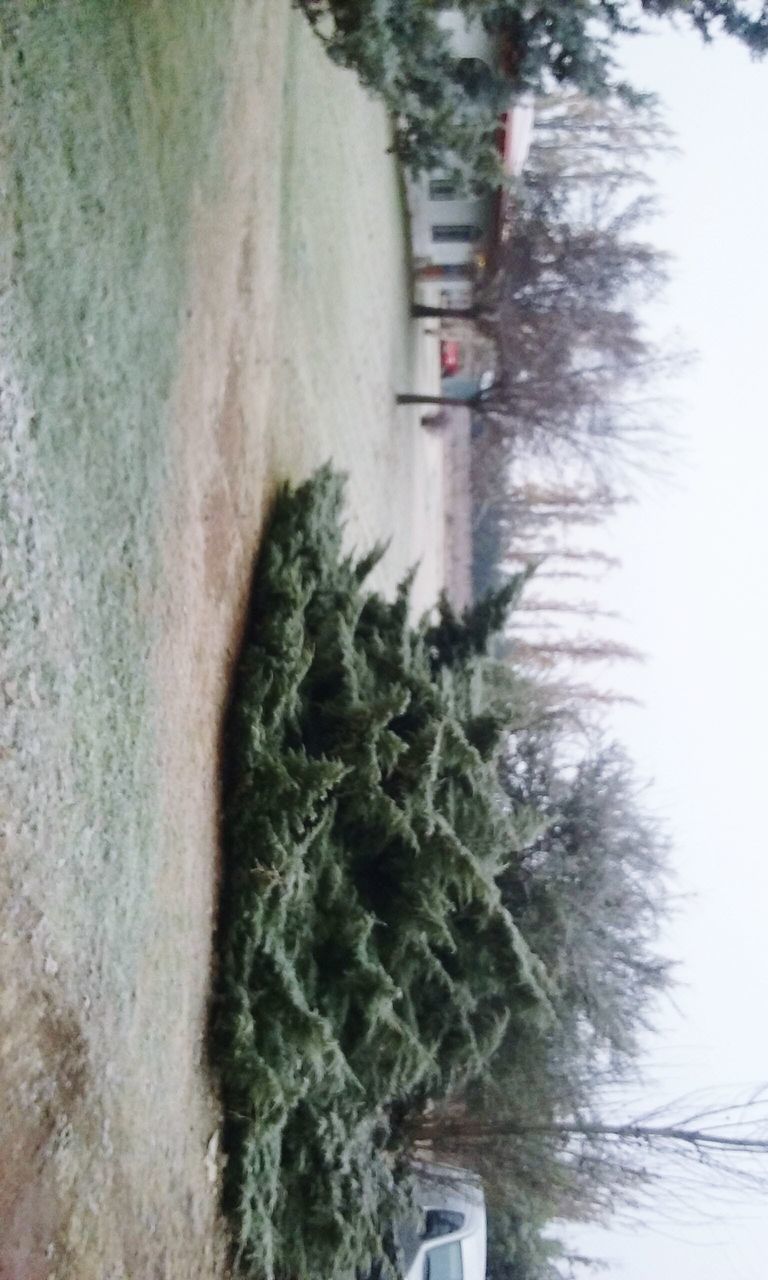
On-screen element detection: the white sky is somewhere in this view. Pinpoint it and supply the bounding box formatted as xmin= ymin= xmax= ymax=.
xmin=571 ymin=20 xmax=768 ymax=1280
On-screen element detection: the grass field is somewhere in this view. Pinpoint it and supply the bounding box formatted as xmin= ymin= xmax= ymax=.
xmin=0 ymin=2 xmax=445 ymax=1275
xmin=0 ymin=3 xmax=247 ymax=1273
xmin=0 ymin=0 xmax=238 ymax=955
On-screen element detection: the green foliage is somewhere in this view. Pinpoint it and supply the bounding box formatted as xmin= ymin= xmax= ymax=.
xmin=214 ymin=470 xmax=672 ymax=1279
xmin=486 ymin=1205 xmax=574 ymax=1280
xmin=215 ymin=467 xmax=548 ymax=1280
xmin=298 ymin=0 xmax=505 ymax=180
xmin=299 ymin=0 xmax=768 ymax=178
xmin=424 ymin=731 xmax=671 ymax=1266
xmin=425 ymin=573 xmax=528 ymax=672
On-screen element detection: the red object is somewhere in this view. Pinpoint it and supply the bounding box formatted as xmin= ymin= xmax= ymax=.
xmin=440 ymin=340 xmax=461 ymax=376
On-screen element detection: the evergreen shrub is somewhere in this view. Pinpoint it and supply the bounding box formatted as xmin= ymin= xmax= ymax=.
xmin=214 ymin=466 xmax=548 ymax=1280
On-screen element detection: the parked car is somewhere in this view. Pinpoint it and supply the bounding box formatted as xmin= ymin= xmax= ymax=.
xmin=439 ymin=369 xmax=496 ymax=402
xmin=399 ymin=1166 xmax=486 ymax=1280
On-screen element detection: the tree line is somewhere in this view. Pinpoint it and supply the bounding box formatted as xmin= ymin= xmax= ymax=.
xmin=399 ymin=90 xmax=682 ymax=696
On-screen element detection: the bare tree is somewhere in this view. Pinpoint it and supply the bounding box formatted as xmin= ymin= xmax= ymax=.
xmin=510 ymin=637 xmax=643 ymax=667
xmin=504 ymin=548 xmax=622 ymax=571
xmin=401 ymin=95 xmax=688 ymax=486
xmin=412 ymin=1090 xmax=768 ymax=1227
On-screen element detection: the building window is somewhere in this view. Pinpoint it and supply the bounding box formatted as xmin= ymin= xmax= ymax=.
xmin=429 ymin=177 xmax=458 ymax=201
xmin=432 ymin=224 xmax=481 ymax=244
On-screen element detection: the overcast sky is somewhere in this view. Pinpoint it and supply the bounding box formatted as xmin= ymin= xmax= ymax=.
xmin=570 ymin=19 xmax=768 ymax=1280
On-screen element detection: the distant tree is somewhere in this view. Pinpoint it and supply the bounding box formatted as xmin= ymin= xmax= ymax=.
xmin=409 ymin=211 xmax=677 ymax=443
xmin=405 ymin=737 xmax=768 ymax=1241
xmin=412 ymin=93 xmax=671 ymax=323
xmin=496 ymin=740 xmax=670 ymax=1063
xmin=503 ymin=547 xmax=621 ymax=573
xmin=527 ymin=89 xmax=673 ymax=188
xmin=300 ymin=0 xmax=768 ymax=177
xmin=402 ymin=122 xmax=685 ymax=476
xmin=462 ymin=0 xmax=768 ymax=98
xmin=407 ymin=737 xmax=677 ymax=1231
xmin=516 ymin=599 xmax=620 ymax=621
xmin=505 ymin=635 xmax=643 ymax=671
xmin=471 ymin=478 xmax=630 ymax=556
xmin=486 ymin=1204 xmax=596 ymax=1280
xmin=415 ymin=1094 xmax=768 ymax=1226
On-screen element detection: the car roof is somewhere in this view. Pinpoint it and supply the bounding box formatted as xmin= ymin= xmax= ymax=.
xmin=410 ymin=1163 xmax=487 ymax=1279
xmin=460 ymin=1222 xmax=487 ymax=1280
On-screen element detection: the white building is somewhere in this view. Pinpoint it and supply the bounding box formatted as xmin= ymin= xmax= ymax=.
xmin=407 ymin=12 xmax=534 ymax=306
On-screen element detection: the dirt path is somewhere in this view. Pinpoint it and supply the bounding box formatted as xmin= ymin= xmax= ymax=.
xmin=1 ymin=2 xmax=447 ymax=1278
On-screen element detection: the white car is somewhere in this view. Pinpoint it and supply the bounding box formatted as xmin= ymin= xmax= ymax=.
xmin=399 ymin=1166 xmax=486 ymax=1280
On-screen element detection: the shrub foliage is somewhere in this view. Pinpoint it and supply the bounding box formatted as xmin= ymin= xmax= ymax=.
xmin=298 ymin=0 xmax=768 ymax=179
xmin=215 ymin=467 xmax=548 ymax=1280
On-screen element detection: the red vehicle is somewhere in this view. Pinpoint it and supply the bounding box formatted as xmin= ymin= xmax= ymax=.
xmin=440 ymin=339 xmax=461 ymax=376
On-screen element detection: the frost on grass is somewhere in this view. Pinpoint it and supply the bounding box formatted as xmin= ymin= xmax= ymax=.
xmin=214 ymin=467 xmax=549 ymax=1280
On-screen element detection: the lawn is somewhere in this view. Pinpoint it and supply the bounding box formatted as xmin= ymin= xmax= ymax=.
xmin=0 ymin=2 xmax=444 ymax=1276
xmin=0 ymin=0 xmax=234 ymax=940
xmin=0 ymin=2 xmax=248 ymax=1273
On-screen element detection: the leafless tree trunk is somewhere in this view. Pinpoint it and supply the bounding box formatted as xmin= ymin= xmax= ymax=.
xmin=418 ymin=1117 xmax=768 ymax=1156
xmin=411 ymin=303 xmax=479 ymax=321
xmin=397 ymin=393 xmax=480 ymax=409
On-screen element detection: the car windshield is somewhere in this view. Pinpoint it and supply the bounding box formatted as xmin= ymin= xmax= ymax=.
xmin=424 ymin=1241 xmax=463 ymax=1280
